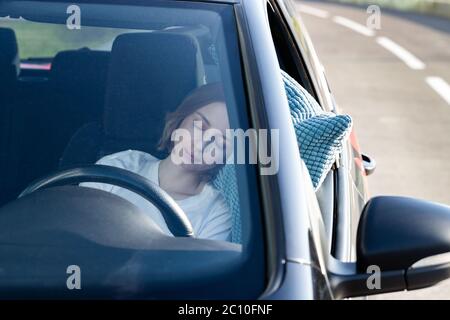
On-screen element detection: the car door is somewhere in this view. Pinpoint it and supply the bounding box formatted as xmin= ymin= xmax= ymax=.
xmin=264 ymin=0 xmax=339 ymax=254
xmin=273 ymin=0 xmax=370 ymax=263
xmin=262 ymin=0 xmax=373 ymax=298
xmin=261 ymin=0 xmax=336 ymax=298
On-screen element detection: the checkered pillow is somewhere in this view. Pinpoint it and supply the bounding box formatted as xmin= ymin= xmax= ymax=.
xmin=282 ymin=70 xmax=353 ymax=189
xmin=212 ymin=164 xmax=240 ymax=243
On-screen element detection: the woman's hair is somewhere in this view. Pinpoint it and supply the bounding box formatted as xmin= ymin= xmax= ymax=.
xmin=158 ymin=82 xmax=226 ymax=152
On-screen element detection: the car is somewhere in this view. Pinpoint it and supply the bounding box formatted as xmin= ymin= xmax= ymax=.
xmin=0 ymin=0 xmax=449 ymax=300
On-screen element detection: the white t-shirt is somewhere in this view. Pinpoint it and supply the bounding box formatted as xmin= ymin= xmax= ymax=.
xmin=81 ymin=150 xmax=231 ymax=241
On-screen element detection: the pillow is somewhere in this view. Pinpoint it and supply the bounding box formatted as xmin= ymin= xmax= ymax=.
xmin=212 ymin=70 xmax=353 ymax=244
xmin=281 ymin=70 xmax=353 ymax=189
xmin=212 ymin=164 xmax=241 ymax=243
xmin=283 ymin=70 xmax=323 ymax=120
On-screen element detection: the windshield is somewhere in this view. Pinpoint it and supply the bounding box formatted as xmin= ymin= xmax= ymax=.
xmin=0 ymin=0 xmax=265 ymax=298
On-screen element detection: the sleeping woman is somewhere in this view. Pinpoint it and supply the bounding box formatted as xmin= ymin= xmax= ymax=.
xmin=82 ymin=83 xmax=232 ymax=241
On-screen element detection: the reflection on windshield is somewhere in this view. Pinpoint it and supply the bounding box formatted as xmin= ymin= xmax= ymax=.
xmin=0 ymin=1 xmax=255 ymax=245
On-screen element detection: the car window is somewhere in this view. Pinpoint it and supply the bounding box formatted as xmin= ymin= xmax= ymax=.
xmin=266 ymin=0 xmax=315 ymax=97
xmin=0 ymin=0 xmax=265 ymax=298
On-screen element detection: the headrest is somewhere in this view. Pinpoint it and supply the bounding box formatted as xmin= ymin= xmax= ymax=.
xmin=0 ymin=27 xmax=19 ymax=84
xmin=50 ymin=49 xmax=110 ymax=89
xmin=103 ymin=32 xmax=199 ymax=157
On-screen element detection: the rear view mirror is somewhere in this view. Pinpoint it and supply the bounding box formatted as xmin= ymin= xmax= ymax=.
xmin=329 ymin=196 xmax=450 ymax=298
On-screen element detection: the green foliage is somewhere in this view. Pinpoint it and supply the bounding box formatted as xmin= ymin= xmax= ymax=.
xmin=0 ymin=18 xmax=127 ymax=59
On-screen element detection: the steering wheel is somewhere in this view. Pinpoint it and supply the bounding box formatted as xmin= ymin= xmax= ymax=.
xmin=19 ymin=165 xmax=194 ymax=238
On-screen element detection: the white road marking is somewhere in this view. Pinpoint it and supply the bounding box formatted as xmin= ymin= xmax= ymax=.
xmin=376 ymin=36 xmax=426 ymax=70
xmin=296 ymin=4 xmax=329 ymax=18
xmin=333 ymin=16 xmax=375 ymax=37
xmin=426 ymin=77 xmax=450 ymax=105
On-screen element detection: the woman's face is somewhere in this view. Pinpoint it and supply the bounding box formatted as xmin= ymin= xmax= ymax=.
xmin=171 ymin=101 xmax=230 ymax=175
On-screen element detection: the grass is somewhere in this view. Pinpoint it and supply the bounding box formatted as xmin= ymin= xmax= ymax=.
xmin=0 ymin=18 xmax=129 ymax=59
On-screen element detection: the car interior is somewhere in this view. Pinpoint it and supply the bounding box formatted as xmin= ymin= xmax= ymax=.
xmin=0 ymin=1 xmax=272 ymax=298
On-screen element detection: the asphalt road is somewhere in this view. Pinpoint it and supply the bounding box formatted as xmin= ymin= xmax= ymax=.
xmin=294 ymin=0 xmax=450 ymax=299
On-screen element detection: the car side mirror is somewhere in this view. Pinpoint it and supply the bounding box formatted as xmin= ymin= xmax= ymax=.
xmin=361 ymin=153 xmax=376 ymax=176
xmin=328 ymin=196 xmax=450 ymax=298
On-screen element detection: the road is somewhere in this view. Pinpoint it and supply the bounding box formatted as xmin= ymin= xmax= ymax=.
xmin=294 ymin=0 xmax=450 ymax=299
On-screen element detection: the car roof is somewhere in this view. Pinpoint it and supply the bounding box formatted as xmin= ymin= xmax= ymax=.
xmin=175 ymin=0 xmax=240 ymax=3
xmin=20 ymin=0 xmax=241 ymax=4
